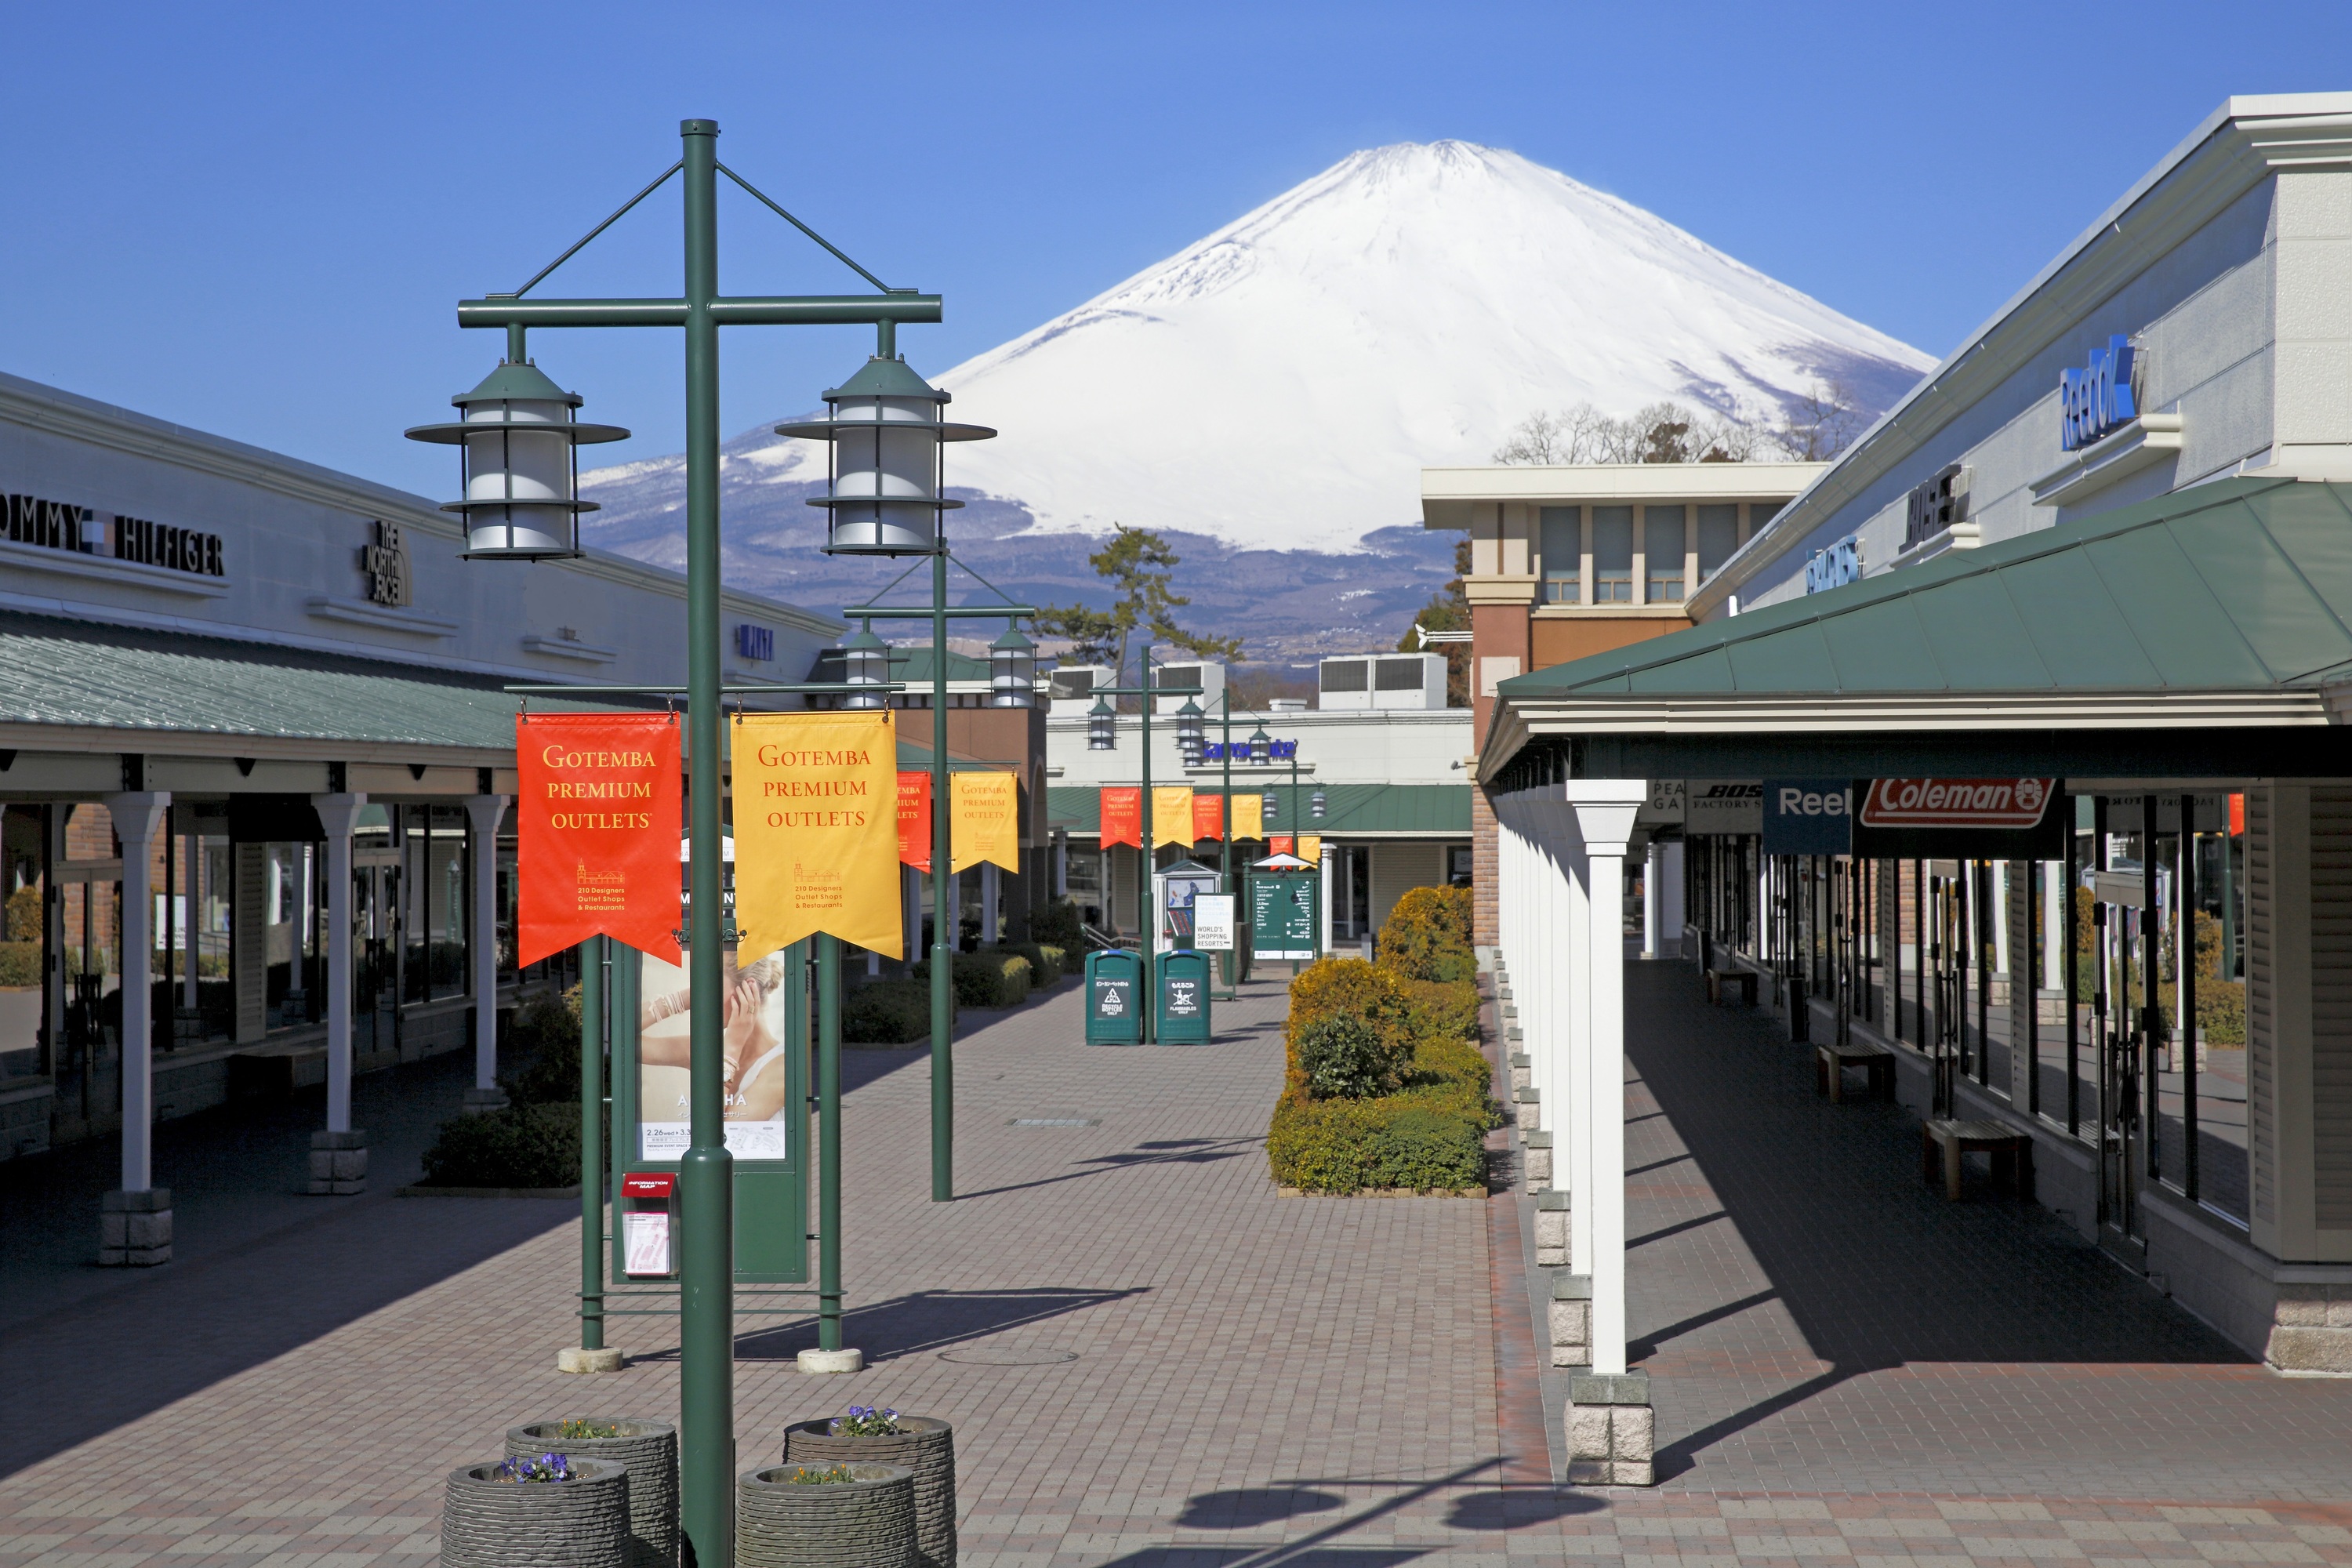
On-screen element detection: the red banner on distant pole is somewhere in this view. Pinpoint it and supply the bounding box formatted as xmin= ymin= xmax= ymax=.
xmin=516 ymin=713 xmax=681 ymax=967
xmin=1101 ymin=786 xmax=1142 ymax=848
xmin=898 ymin=771 xmax=931 ymax=871
xmin=1192 ymin=792 xmax=1225 ymax=841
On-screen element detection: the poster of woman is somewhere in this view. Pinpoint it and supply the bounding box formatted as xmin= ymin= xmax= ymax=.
xmin=636 ymin=947 xmax=796 ymax=1160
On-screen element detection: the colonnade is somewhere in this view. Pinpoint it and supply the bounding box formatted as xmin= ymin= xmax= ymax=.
xmin=1491 ymin=780 xmax=1652 ymax=1483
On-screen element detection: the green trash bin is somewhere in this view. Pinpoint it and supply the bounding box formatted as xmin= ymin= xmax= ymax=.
xmin=1083 ymin=949 xmax=1143 ymax=1045
xmin=1156 ymin=949 xmax=1213 ymax=1044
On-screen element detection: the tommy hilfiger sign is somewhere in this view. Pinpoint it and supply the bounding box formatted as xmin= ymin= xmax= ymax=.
xmin=5 ymin=492 xmax=225 ymax=578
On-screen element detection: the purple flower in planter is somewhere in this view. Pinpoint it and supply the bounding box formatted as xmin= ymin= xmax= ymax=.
xmin=492 ymin=1453 xmax=576 ymax=1483
xmin=829 ymin=1406 xmax=902 ymax=1437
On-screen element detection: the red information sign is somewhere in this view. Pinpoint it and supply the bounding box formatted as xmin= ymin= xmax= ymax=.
xmin=516 ymin=713 xmax=681 ymax=966
xmin=898 ymin=771 xmax=931 ymax=872
xmin=1858 ymin=777 xmax=2054 ymax=830
xmin=1101 ymin=786 xmax=1142 ymax=849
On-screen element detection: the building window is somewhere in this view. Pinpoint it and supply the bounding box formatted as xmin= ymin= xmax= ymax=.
xmin=1538 ymin=506 xmax=1581 ymax=603
xmin=1645 ymin=505 xmax=1687 ymax=603
xmin=1447 ymin=845 xmax=1473 ymax=888
xmin=1697 ymin=504 xmax=1740 ymax=582
xmin=1592 ymin=506 xmax=1634 ymax=602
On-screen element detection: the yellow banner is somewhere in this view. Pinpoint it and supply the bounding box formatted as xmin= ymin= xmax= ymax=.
xmin=1299 ymin=833 xmax=1323 ymax=866
xmin=1230 ymin=790 xmax=1262 ymax=840
xmin=950 ymin=770 xmax=1021 ymax=873
xmin=1152 ymin=786 xmax=1195 ymax=848
xmin=732 ymin=712 xmax=902 ymax=962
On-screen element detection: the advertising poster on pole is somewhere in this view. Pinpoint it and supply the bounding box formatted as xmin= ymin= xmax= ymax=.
xmin=731 ymin=711 xmax=902 ymax=959
xmin=637 ymin=946 xmax=797 ymax=1160
xmin=897 ymin=771 xmax=931 ymax=872
xmin=951 ymin=771 xmax=1020 ymax=873
xmin=514 ymin=712 xmax=681 ymax=965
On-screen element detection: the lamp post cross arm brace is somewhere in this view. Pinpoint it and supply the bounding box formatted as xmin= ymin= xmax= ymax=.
xmin=843 ymin=604 xmax=1038 ymax=620
xmin=458 ymin=295 xmax=942 ymax=331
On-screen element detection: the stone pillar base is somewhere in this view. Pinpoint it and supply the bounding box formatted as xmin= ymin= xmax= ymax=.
xmin=461 ymin=1087 xmax=510 ymax=1116
xmin=1508 ymin=1052 xmax=1532 ymax=1092
xmin=1535 ymin=1189 xmax=1569 ymax=1267
xmin=797 ymin=1348 xmax=864 ymax=1374
xmin=558 ymin=1346 xmax=625 ymax=1374
xmin=2270 ymin=1285 xmax=2352 ymax=1372
xmin=1567 ymin=1371 xmax=1653 ymax=1486
xmin=100 ymin=1189 xmax=172 ymax=1266
xmin=1549 ymin=1274 xmax=1592 ymax=1368
xmin=1512 ymin=1086 xmax=1540 ymax=1129
xmin=308 ymin=1129 xmax=368 ymax=1195
xmin=1523 ymin=1131 xmax=1552 ymax=1192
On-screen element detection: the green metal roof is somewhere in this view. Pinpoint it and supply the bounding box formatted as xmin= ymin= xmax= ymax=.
xmin=1047 ymin=782 xmax=1468 ymax=837
xmin=0 ymin=610 xmax=616 ymax=753
xmin=1499 ymin=477 xmax=2352 ymax=700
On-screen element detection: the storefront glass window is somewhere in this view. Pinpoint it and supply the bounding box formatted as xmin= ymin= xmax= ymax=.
xmin=1592 ymin=506 xmax=1634 ymax=602
xmin=1538 ymin=506 xmax=1581 ymax=603
xmin=1697 ymin=504 xmax=1740 ymax=581
xmin=2 ymin=805 xmax=49 ymax=1081
xmin=1645 ymin=506 xmax=1686 ymax=603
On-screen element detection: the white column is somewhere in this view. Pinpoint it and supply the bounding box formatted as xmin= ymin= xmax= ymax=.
xmin=981 ymin=862 xmax=1000 ymax=943
xmin=1642 ymin=840 xmax=1662 ymax=959
xmin=1566 ymin=782 xmax=1647 ymax=1378
xmin=107 ymin=791 xmax=169 ymax=1192
xmin=464 ymin=794 xmax=509 ymax=1098
xmin=311 ymin=794 xmax=365 ymax=1132
xmin=1319 ymin=844 xmax=1334 ymax=956
xmin=1552 ymin=795 xmax=1592 ymax=1267
xmin=2043 ymin=860 xmax=2065 ymax=992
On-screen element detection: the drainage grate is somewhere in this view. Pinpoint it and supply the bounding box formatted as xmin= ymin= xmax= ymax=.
xmin=1009 ymin=1117 xmax=1098 ymax=1127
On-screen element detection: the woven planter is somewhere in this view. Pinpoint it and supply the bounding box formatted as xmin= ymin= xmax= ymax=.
xmin=737 ymin=1464 xmax=915 ymax=1568
xmin=782 ymin=1417 xmax=955 ymax=1568
xmin=441 ymin=1458 xmax=627 ymax=1568
xmin=506 ymin=1421 xmax=677 ymax=1568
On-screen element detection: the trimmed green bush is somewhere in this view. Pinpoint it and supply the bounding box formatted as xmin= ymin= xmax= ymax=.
xmin=499 ymin=990 xmax=588 ymax=1106
xmin=1032 ymin=898 xmax=1083 ymax=950
xmin=0 ymin=941 xmax=39 ymax=990
xmin=998 ymin=942 xmax=1067 ymax=988
xmin=1399 ymin=976 xmax=1478 ymax=1045
xmin=843 ymin=978 xmax=935 ymax=1044
xmin=417 ymin=1102 xmax=579 ymax=1189
xmin=1377 ymin=884 xmax=1476 ymax=983
xmin=1267 ymin=1089 xmax=1486 ymax=1194
xmin=916 ymin=949 xmax=1033 ymax=1008
xmin=1296 ymin=1012 xmax=1408 ymax=1099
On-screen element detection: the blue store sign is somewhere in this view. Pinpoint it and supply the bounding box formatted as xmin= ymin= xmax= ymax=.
xmin=2060 ymin=334 xmax=2140 ymax=452
xmin=1804 ymin=535 xmax=1860 ymax=594
xmin=1760 ymin=778 xmax=1853 ymax=855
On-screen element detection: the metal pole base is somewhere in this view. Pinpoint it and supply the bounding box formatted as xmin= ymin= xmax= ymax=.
xmin=797 ymin=1348 xmax=865 ymax=1374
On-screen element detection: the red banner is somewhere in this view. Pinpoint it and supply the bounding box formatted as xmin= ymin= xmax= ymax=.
xmin=898 ymin=771 xmax=931 ymax=871
xmin=1101 ymin=786 xmax=1142 ymax=849
xmin=1270 ymin=834 xmax=1294 ymax=858
xmin=516 ymin=713 xmax=681 ymax=967
xmin=1192 ymin=792 xmax=1225 ymax=842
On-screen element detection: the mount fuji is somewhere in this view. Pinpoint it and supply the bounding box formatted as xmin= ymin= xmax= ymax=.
xmin=580 ymin=141 xmax=1933 ymax=661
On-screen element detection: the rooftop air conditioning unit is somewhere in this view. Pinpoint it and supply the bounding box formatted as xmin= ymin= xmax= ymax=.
xmin=1151 ymin=660 xmax=1225 ymax=715
xmin=1047 ymin=665 xmax=1112 ymax=716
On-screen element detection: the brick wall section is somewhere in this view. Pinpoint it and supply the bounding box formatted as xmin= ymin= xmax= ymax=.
xmin=1472 ymin=781 xmax=1498 ymax=948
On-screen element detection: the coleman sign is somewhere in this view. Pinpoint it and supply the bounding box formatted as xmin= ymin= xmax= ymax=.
xmin=1850 ymin=777 xmax=2065 ymax=858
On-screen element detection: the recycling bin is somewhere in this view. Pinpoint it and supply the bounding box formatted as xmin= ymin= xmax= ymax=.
xmin=1156 ymin=949 xmax=1213 ymax=1044
xmin=1083 ymin=948 xmax=1144 ymax=1045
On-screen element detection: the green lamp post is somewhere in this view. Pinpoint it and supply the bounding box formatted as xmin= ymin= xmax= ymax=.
xmin=414 ymin=118 xmax=950 ymax=1568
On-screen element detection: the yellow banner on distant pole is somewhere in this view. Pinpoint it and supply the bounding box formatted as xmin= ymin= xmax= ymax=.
xmin=950 ymin=770 xmax=1021 ymax=873
xmin=732 ymin=711 xmax=902 ymax=962
xmin=1152 ymin=786 xmax=1195 ymax=848
xmin=1231 ymin=790 xmax=1262 ymax=841
xmin=1299 ymin=833 xmax=1323 ymax=866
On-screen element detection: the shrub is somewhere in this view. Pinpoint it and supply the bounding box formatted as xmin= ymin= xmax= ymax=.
xmin=1286 ymin=958 xmax=1413 ymax=1057
xmin=0 ymin=941 xmax=38 ymax=990
xmin=417 ymin=1102 xmax=579 ymax=1189
xmin=500 ymin=990 xmax=589 ymax=1106
xmin=844 ymin=978 xmax=935 ymax=1044
xmin=998 ymin=942 xmax=1066 ymax=988
xmin=916 ymin=949 xmax=1033 ymax=1008
xmin=2199 ymin=978 xmax=2246 ymax=1046
xmin=1398 ymin=976 xmax=1478 ymax=1045
xmin=1377 ymin=885 xmax=1476 ymax=982
xmin=1266 ymin=1088 xmax=1486 ymax=1194
xmin=1032 ymin=898 xmax=1084 ymax=950
xmin=1295 ymin=1012 xmax=1408 ymax=1099
xmin=3 ymin=885 xmax=39 ymax=943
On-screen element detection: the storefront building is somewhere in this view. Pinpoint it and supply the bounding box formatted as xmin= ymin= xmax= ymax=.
xmin=0 ymin=368 xmax=838 ymax=1248
xmin=1480 ymin=95 xmax=2352 ymax=1414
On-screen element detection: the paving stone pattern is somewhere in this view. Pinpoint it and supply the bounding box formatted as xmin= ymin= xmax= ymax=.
xmin=0 ymin=967 xmax=2347 ymax=1568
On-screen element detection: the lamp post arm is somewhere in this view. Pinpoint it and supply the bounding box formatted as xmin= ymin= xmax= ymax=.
xmin=456 ymin=295 xmax=943 ymax=331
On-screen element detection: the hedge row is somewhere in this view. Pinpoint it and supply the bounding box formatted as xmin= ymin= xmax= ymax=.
xmin=848 ymin=942 xmax=1069 ymax=1044
xmin=417 ymin=1101 xmax=580 ymax=1189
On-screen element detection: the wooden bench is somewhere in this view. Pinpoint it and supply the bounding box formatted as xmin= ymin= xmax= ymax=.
xmin=1921 ymin=1119 xmax=2034 ymax=1201
xmin=1704 ymin=967 xmax=1758 ymax=1007
xmin=1814 ymin=1040 xmax=1894 ymax=1103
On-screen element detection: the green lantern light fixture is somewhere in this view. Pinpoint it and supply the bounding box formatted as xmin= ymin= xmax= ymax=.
xmin=405 ymin=355 xmax=629 ymax=560
xmin=779 ymin=358 xmax=994 ymax=556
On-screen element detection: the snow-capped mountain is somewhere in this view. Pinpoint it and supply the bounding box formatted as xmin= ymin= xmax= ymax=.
xmin=579 ymin=141 xmax=1932 ymax=654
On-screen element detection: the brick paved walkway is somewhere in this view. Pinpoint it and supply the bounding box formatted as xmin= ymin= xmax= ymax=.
xmin=2 ymin=966 xmax=2348 ymax=1568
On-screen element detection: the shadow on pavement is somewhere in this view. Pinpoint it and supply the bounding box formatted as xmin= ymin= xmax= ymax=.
xmin=1175 ymin=1489 xmax=1345 ymax=1529
xmin=951 ymin=1135 xmax=1259 ymax=1201
xmin=1443 ymin=1486 xmax=1606 ymax=1530
xmin=1619 ymin=960 xmax=2253 ymax=1479
xmin=729 ymin=1285 xmax=1146 ymax=1363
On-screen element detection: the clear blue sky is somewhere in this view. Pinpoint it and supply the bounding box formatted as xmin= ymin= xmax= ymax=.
xmin=2 ymin=2 xmax=2345 ymax=499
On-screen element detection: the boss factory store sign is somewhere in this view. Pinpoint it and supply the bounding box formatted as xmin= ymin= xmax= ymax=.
xmin=6 ymin=491 xmax=226 ymax=578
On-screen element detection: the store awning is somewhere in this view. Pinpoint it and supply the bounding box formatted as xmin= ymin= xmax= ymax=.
xmin=1486 ymin=477 xmax=2352 ymax=784
xmin=1047 ymin=782 xmax=1470 ymax=838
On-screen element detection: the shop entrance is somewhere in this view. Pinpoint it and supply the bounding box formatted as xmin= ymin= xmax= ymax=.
xmin=2088 ymin=814 xmax=2147 ymax=1260
xmin=354 ymin=852 xmax=402 ymax=1058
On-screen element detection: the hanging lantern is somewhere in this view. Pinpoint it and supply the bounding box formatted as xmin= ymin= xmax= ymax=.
xmin=1175 ymin=697 xmax=1205 ymax=762
xmin=777 ymin=357 xmax=995 ymax=556
xmin=840 ymin=619 xmax=890 ymax=709
xmin=1087 ymin=695 xmax=1116 ymax=751
xmin=1261 ymin=788 xmax=1280 ymax=824
xmin=989 ymin=622 xmax=1036 ymax=708
xmin=1311 ymin=786 xmax=1327 ymax=821
xmin=1247 ymin=725 xmax=1272 ymax=766
xmin=405 ymin=357 xmax=628 ymax=561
